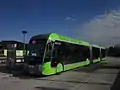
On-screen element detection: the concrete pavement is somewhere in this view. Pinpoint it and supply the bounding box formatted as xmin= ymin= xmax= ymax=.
xmin=0 ymin=57 xmax=119 ymax=90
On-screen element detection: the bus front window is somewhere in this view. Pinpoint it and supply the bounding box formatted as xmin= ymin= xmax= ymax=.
xmin=27 ymin=44 xmax=45 ymax=57
xmin=26 ymin=39 xmax=47 ymax=65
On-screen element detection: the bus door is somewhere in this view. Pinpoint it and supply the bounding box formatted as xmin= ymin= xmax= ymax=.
xmin=45 ymin=41 xmax=57 ymax=67
xmin=51 ymin=41 xmax=63 ymax=67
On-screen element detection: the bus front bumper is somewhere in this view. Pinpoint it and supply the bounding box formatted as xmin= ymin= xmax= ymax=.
xmin=24 ymin=63 xmax=42 ymax=75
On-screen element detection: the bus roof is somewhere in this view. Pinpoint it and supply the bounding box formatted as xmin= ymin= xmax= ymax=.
xmin=101 ymin=46 xmax=106 ymax=49
xmin=92 ymin=44 xmax=106 ymax=49
xmin=30 ymin=33 xmax=105 ymax=47
xmin=49 ymin=33 xmax=90 ymax=46
xmin=30 ymin=33 xmax=50 ymax=40
xmin=92 ymin=44 xmax=101 ymax=48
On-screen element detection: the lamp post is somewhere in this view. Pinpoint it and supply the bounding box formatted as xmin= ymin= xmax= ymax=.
xmin=22 ymin=30 xmax=27 ymax=56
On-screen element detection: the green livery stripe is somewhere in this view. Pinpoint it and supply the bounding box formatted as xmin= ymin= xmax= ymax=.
xmin=56 ymin=63 xmax=64 ymax=73
xmin=49 ymin=33 xmax=90 ymax=46
xmin=42 ymin=59 xmax=90 ymax=75
xmin=42 ymin=62 xmax=56 ymax=75
xmin=64 ymin=59 xmax=90 ymax=71
xmin=86 ymin=58 xmax=90 ymax=65
xmin=92 ymin=44 xmax=101 ymax=48
xmin=93 ymin=58 xmax=101 ymax=63
xmin=101 ymin=58 xmax=106 ymax=61
xmin=42 ymin=62 xmax=64 ymax=75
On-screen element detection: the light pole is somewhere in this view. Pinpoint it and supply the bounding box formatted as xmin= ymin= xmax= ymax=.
xmin=22 ymin=30 xmax=27 ymax=56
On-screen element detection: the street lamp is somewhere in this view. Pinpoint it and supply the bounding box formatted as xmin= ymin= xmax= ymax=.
xmin=22 ymin=30 xmax=27 ymax=56
xmin=22 ymin=31 xmax=27 ymax=43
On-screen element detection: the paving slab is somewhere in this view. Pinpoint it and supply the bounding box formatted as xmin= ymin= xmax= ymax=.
xmin=76 ymin=84 xmax=110 ymax=90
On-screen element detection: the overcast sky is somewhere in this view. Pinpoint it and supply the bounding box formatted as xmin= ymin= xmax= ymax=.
xmin=76 ymin=9 xmax=120 ymax=47
xmin=0 ymin=0 xmax=120 ymax=47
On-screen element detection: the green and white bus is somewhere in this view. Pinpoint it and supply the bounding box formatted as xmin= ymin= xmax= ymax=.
xmin=24 ymin=33 xmax=106 ymax=75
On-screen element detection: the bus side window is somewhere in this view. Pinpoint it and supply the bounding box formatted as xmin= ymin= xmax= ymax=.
xmin=92 ymin=47 xmax=100 ymax=59
xmin=51 ymin=45 xmax=57 ymax=67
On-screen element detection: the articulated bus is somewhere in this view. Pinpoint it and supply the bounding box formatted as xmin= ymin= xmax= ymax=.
xmin=24 ymin=33 xmax=106 ymax=75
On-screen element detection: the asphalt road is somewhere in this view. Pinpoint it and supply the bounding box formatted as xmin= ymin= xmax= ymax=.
xmin=0 ymin=57 xmax=120 ymax=90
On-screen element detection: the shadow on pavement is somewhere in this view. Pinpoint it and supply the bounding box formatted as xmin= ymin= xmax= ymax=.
xmin=0 ymin=64 xmax=43 ymax=79
xmin=73 ymin=62 xmax=103 ymax=73
xmin=73 ymin=61 xmax=120 ymax=74
xmin=37 ymin=78 xmax=112 ymax=85
xmin=0 ymin=64 xmax=8 ymax=72
xmin=35 ymin=86 xmax=68 ymax=90
xmin=111 ymin=70 xmax=120 ymax=90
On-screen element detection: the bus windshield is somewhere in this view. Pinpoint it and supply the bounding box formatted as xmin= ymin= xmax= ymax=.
xmin=27 ymin=44 xmax=45 ymax=57
xmin=25 ymin=39 xmax=47 ymax=65
xmin=27 ymin=39 xmax=47 ymax=57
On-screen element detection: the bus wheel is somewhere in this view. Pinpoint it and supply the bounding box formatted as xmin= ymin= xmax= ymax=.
xmin=56 ymin=63 xmax=64 ymax=74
